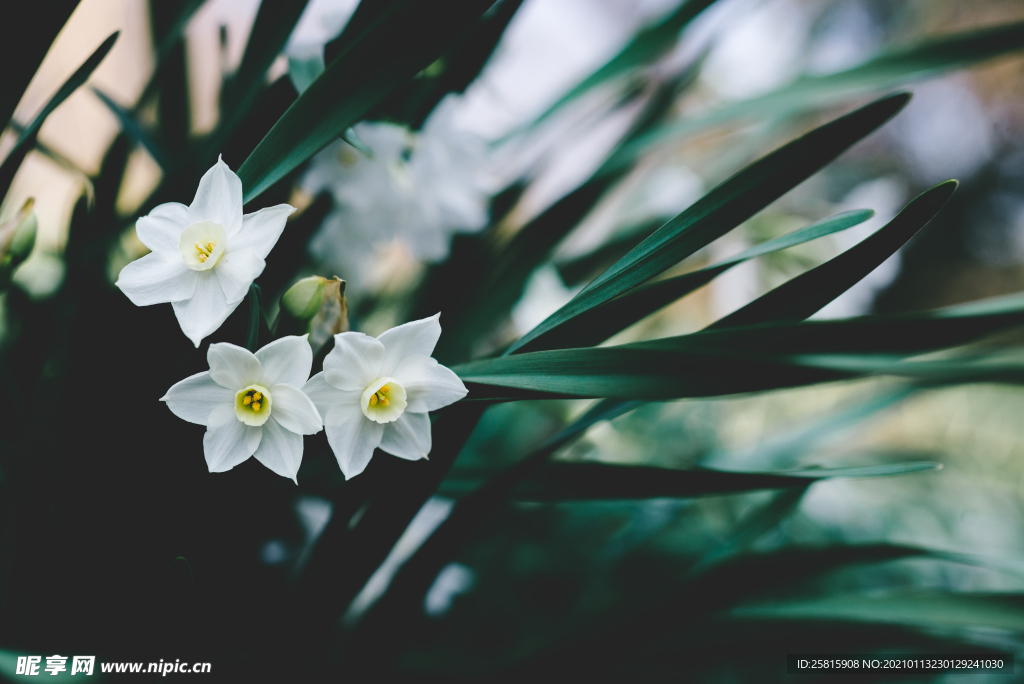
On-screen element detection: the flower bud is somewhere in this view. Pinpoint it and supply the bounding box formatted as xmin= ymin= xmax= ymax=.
xmin=0 ymin=198 xmax=38 ymax=287
xmin=282 ymin=276 xmax=328 ymax=320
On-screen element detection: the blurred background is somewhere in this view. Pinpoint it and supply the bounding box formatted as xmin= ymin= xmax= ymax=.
xmin=4 ymin=0 xmax=1024 ymax=680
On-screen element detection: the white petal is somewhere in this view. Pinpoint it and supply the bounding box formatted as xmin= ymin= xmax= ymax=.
xmin=256 ymin=335 xmax=312 ymax=386
xmin=325 ymin=403 xmax=383 ymax=479
xmin=189 ymin=156 xmax=243 ymax=235
xmin=379 ymin=411 xmax=431 ymax=461
xmin=323 ymin=332 xmax=385 ymax=391
xmin=302 ymin=372 xmax=355 ymax=417
xmin=161 ymin=370 xmax=234 ymax=425
xmin=207 ymin=342 xmax=263 ymax=389
xmin=115 ymin=251 xmax=197 ymax=306
xmin=136 ymin=202 xmax=189 ymax=251
xmin=377 ymin=313 xmax=442 ymax=375
xmin=269 ymin=383 xmax=322 ymax=435
xmin=203 ymin=404 xmax=262 ymax=472
xmin=232 ymin=204 xmax=296 ymax=258
xmin=171 ymin=271 xmax=237 ymax=347
xmin=393 ymin=354 xmax=467 ymax=412
xmin=215 ymin=246 xmax=265 ymax=302
xmin=252 ymin=417 xmax=304 ymax=483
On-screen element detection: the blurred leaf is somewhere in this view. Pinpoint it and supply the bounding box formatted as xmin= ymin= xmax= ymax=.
xmin=90 ymin=87 xmax=169 ymax=169
xmin=374 ymin=0 xmax=527 ymax=127
xmin=140 ymin=0 xmax=205 ymax=107
xmin=236 ymin=0 xmax=492 ymax=203
xmin=448 ymin=460 xmax=939 ymax=501
xmin=614 ymin=21 xmax=1024 ymax=166
xmin=517 ymin=209 xmax=874 ymax=352
xmin=522 ymin=0 xmax=717 ymax=131
xmin=0 ymin=0 xmax=80 ymax=129
xmin=506 ymin=93 xmax=910 ymax=354
xmin=217 ymin=0 xmax=310 ymax=143
xmin=732 ymin=592 xmax=1024 ymax=632
xmin=0 ymin=32 xmax=118 ymax=197
xmin=709 ymin=181 xmax=956 ymax=328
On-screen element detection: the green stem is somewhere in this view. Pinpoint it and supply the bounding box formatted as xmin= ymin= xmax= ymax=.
xmin=246 ymin=284 xmax=261 ymax=352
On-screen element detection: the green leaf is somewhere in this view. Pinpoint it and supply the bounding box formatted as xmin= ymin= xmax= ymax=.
xmin=246 ymin=284 xmax=261 ymax=352
xmin=217 ymin=0 xmax=310 ymax=141
xmin=90 ymin=86 xmax=169 ymax=169
xmin=455 ymin=342 xmax=1024 ymax=401
xmin=506 ymin=93 xmax=911 ymax=354
xmin=236 ymin=0 xmax=492 ymax=204
xmin=641 ymin=291 xmax=1024 ymax=356
xmin=458 ymin=346 xmax=842 ymax=399
xmin=0 ymin=0 xmax=79 ymax=130
xmin=516 ymin=209 xmax=873 ymax=352
xmin=731 ymin=592 xmax=1024 ymax=632
xmin=0 ymin=32 xmax=119 ymax=197
xmin=709 ymin=181 xmax=957 ymax=328
xmin=477 ymin=460 xmax=941 ymax=501
xmin=613 ymin=21 xmax=1024 ymax=167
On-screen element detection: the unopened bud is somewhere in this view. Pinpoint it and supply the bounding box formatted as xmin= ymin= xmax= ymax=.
xmin=282 ymin=275 xmax=328 ymax=320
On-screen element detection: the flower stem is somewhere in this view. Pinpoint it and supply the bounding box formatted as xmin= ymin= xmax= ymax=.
xmin=246 ymin=283 xmax=261 ymax=352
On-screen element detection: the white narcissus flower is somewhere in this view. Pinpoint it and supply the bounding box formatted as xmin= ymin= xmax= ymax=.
xmin=301 ymin=95 xmax=492 ymax=288
xmin=162 ymin=336 xmax=323 ymax=483
xmin=303 ymin=314 xmax=468 ymax=479
xmin=116 ymin=157 xmax=295 ymax=347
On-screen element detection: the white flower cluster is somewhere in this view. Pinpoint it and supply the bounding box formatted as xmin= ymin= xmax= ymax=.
xmin=302 ymin=95 xmax=491 ymax=287
xmin=116 ymin=158 xmax=467 ymax=482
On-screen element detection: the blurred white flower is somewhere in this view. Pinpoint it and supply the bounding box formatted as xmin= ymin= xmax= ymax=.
xmin=302 ymin=96 xmax=491 ymax=287
xmin=302 ymin=314 xmax=467 ymax=479
xmin=116 ymin=157 xmax=295 ymax=347
xmin=162 ymin=336 xmax=322 ymax=482
xmin=511 ymin=264 xmax=577 ymax=336
xmin=285 ymin=0 xmax=358 ymax=59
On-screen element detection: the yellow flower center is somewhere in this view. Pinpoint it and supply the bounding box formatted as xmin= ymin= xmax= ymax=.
xmin=235 ymin=384 xmax=272 ymax=426
xmin=194 ymin=241 xmax=216 ymax=262
xmin=369 ymin=384 xmax=392 ymax=407
xmin=360 ymin=377 xmax=407 ymax=424
xmin=178 ymin=221 xmax=226 ymax=271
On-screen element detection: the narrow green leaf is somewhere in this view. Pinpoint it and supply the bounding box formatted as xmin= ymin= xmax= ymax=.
xmin=710 ymin=181 xmax=956 ymax=328
xmin=0 ymin=0 xmax=79 ymax=130
xmin=613 ymin=21 xmax=1024 ymax=167
xmin=90 ymin=86 xmax=169 ymax=168
xmin=732 ymin=593 xmax=1024 ymax=632
xmin=246 ymin=284 xmax=261 ymax=352
xmin=455 ymin=343 xmax=1024 ymax=401
xmin=217 ymin=0 xmax=310 ymax=142
xmin=516 ymin=209 xmax=873 ymax=352
xmin=237 ymin=0 xmax=492 ymax=204
xmin=638 ymin=291 xmax=1024 ymax=356
xmin=0 ymin=32 xmax=118 ymax=196
xmin=458 ymin=346 xmax=848 ymax=399
xmin=506 ymin=93 xmax=911 ymax=354
xmin=498 ymin=460 xmax=940 ymax=501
